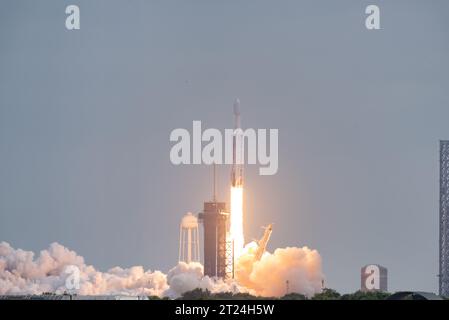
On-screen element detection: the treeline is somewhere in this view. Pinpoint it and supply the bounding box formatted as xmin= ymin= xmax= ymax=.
xmin=147 ymin=288 xmax=391 ymax=300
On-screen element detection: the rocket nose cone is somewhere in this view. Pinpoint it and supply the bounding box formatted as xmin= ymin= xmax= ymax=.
xmin=233 ymin=98 xmax=241 ymax=115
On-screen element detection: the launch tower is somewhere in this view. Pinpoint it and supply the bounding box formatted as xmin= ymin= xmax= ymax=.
xmin=198 ymin=200 xmax=228 ymax=278
xmin=440 ymin=140 xmax=449 ymax=296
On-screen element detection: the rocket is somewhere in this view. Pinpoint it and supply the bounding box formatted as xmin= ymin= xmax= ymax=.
xmin=231 ymin=98 xmax=243 ymax=187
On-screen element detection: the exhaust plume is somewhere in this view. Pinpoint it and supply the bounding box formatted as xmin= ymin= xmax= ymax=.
xmin=235 ymin=242 xmax=323 ymax=297
xmin=0 ymin=241 xmax=323 ymax=298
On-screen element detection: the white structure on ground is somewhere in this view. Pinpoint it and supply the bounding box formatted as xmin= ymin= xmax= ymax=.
xmin=179 ymin=212 xmax=200 ymax=263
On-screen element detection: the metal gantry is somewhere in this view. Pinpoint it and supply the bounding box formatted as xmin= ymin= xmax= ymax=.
xmin=440 ymin=140 xmax=449 ymax=296
xmin=225 ymin=239 xmax=235 ymax=279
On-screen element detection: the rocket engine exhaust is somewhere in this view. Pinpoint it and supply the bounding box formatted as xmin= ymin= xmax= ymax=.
xmin=230 ymin=98 xmax=245 ymax=258
xmin=231 ymin=98 xmax=243 ymax=188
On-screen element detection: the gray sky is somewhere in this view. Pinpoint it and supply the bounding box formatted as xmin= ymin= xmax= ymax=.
xmin=1 ymin=0 xmax=448 ymax=294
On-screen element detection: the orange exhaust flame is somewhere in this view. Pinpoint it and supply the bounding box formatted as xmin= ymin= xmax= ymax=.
xmin=230 ymin=186 xmax=244 ymax=258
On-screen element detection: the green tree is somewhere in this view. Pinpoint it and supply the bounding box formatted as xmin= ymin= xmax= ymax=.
xmin=212 ymin=291 xmax=235 ymax=300
xmin=340 ymin=290 xmax=390 ymax=300
xmin=312 ymin=288 xmax=341 ymax=300
xmin=280 ymin=293 xmax=308 ymax=300
xmin=231 ymin=292 xmax=265 ymax=300
xmin=212 ymin=292 xmax=261 ymax=300
xmin=178 ymin=288 xmax=212 ymax=300
xmin=147 ymin=295 xmax=170 ymax=300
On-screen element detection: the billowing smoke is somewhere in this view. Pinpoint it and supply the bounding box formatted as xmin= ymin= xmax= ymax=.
xmin=165 ymin=261 xmax=247 ymax=298
xmin=0 ymin=241 xmax=323 ymax=298
xmin=235 ymin=242 xmax=323 ymax=297
xmin=0 ymin=242 xmax=168 ymax=296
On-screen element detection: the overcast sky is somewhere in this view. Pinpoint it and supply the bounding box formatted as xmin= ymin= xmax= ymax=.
xmin=1 ymin=0 xmax=448 ymax=293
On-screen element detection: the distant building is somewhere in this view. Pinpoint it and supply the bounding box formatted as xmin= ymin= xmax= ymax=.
xmin=361 ymin=264 xmax=388 ymax=292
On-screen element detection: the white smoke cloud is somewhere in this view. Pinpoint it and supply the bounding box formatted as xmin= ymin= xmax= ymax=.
xmin=235 ymin=242 xmax=323 ymax=297
xmin=165 ymin=261 xmax=247 ymax=298
xmin=0 ymin=241 xmax=323 ymax=298
xmin=0 ymin=242 xmax=167 ymax=296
